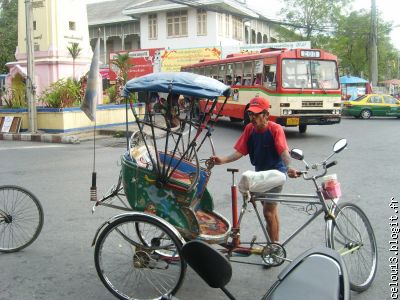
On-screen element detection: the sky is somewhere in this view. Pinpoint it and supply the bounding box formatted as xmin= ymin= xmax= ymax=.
xmin=86 ymin=0 xmax=400 ymax=50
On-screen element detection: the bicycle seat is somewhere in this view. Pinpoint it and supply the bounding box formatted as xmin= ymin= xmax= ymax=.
xmin=238 ymin=170 xmax=286 ymax=194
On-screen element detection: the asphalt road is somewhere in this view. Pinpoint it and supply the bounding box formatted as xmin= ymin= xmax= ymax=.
xmin=0 ymin=116 xmax=397 ymax=300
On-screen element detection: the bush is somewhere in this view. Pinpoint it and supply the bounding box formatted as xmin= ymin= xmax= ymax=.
xmin=106 ymin=85 xmax=117 ymax=103
xmin=1 ymin=86 xmax=27 ymax=108
xmin=40 ymin=78 xmax=80 ymax=108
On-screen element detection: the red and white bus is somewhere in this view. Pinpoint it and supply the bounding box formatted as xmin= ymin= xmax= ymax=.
xmin=181 ymin=48 xmax=341 ymax=133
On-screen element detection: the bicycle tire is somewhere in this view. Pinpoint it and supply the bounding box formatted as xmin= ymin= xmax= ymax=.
xmin=94 ymin=214 xmax=186 ymax=300
xmin=0 ymin=185 xmax=44 ymax=253
xmin=327 ymin=202 xmax=377 ymax=292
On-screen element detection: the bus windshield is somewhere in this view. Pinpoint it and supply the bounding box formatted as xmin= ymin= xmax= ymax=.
xmin=281 ymin=59 xmax=339 ymax=90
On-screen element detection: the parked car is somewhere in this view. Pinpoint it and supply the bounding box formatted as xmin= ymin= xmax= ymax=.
xmin=342 ymin=94 xmax=400 ymax=119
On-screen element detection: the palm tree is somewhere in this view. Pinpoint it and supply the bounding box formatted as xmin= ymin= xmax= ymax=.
xmin=112 ymin=53 xmax=132 ymax=83
xmin=67 ymin=42 xmax=82 ymax=80
xmin=111 ymin=53 xmax=133 ymax=103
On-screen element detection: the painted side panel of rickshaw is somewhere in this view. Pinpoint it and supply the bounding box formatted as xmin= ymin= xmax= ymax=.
xmin=121 ymin=152 xmax=218 ymax=237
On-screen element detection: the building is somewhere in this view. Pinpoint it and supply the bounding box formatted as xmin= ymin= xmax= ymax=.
xmin=87 ymin=0 xmax=280 ymax=64
xmin=6 ymin=0 xmax=93 ymax=96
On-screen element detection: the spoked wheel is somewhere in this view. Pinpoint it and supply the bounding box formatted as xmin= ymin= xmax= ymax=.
xmin=94 ymin=214 xmax=186 ymax=300
xmin=262 ymin=243 xmax=286 ymax=267
xmin=327 ymin=202 xmax=377 ymax=292
xmin=0 ymin=185 xmax=44 ymax=253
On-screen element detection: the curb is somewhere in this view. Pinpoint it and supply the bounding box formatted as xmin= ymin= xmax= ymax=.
xmin=0 ymin=132 xmax=80 ymax=144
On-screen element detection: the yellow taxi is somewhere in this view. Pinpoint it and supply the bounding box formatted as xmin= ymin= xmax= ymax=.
xmin=342 ymin=94 xmax=400 ymax=119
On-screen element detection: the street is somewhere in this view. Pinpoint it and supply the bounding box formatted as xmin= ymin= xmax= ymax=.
xmin=0 ymin=116 xmax=396 ymax=300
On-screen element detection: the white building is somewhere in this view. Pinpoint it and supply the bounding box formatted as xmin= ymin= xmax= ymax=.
xmin=87 ymin=0 xmax=280 ymax=63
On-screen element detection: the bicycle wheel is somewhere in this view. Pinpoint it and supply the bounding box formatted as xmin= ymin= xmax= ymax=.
xmin=94 ymin=214 xmax=186 ymax=300
xmin=0 ymin=185 xmax=44 ymax=253
xmin=327 ymin=202 xmax=377 ymax=292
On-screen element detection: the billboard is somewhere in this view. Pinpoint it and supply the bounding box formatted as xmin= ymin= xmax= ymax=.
xmin=160 ymin=47 xmax=222 ymax=72
xmin=109 ymin=48 xmax=164 ymax=82
xmin=108 ymin=47 xmax=222 ymax=82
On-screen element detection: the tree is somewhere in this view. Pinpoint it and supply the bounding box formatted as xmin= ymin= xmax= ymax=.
xmin=324 ymin=10 xmax=397 ymax=81
xmin=0 ymin=0 xmax=18 ymax=74
xmin=111 ymin=53 xmax=132 ymax=83
xmin=111 ymin=53 xmax=133 ymax=103
xmin=67 ymin=42 xmax=82 ymax=80
xmin=279 ymin=0 xmax=350 ymax=40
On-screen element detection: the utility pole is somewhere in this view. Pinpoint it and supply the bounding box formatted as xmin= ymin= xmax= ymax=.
xmin=369 ymin=0 xmax=378 ymax=87
xmin=25 ymin=0 xmax=37 ymax=133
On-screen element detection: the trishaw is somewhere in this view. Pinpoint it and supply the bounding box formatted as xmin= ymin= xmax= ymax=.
xmin=91 ymin=72 xmax=377 ymax=300
xmin=91 ymin=72 xmax=233 ymax=300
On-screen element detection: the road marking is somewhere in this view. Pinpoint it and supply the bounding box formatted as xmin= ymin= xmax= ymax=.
xmin=0 ymin=145 xmax=67 ymax=151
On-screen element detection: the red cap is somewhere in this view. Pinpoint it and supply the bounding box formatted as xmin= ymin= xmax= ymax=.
xmin=247 ymin=97 xmax=270 ymax=113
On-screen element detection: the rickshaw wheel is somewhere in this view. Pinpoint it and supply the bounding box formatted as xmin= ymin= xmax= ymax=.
xmin=94 ymin=214 xmax=186 ymax=300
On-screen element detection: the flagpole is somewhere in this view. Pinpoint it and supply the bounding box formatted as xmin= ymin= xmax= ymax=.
xmin=81 ymin=35 xmax=101 ymax=202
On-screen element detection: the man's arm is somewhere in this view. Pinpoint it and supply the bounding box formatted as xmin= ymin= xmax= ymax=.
xmin=280 ymin=150 xmax=300 ymax=178
xmin=211 ymin=151 xmax=243 ymax=165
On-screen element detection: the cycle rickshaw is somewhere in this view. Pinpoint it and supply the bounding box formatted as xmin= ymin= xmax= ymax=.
xmin=90 ymin=72 xmax=377 ymax=300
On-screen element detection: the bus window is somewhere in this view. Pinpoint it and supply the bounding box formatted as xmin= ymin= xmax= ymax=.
xmin=218 ymin=65 xmax=225 ymax=82
xmin=263 ymin=64 xmax=276 ymax=90
xmin=204 ymin=66 xmax=212 ymax=77
xmin=211 ymin=65 xmax=219 ymax=79
xmin=243 ymin=61 xmax=253 ymax=85
xmin=282 ymin=59 xmax=339 ymax=90
xmin=253 ymin=74 xmax=262 ymax=85
xmin=226 ymin=63 xmax=234 ymax=85
xmin=234 ymin=62 xmax=243 ymax=85
xmin=313 ymin=61 xmax=339 ymax=89
xmin=253 ymin=60 xmax=263 ymax=84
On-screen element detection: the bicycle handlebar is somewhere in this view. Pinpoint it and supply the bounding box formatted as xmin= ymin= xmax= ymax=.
xmin=300 ymin=159 xmax=338 ymax=181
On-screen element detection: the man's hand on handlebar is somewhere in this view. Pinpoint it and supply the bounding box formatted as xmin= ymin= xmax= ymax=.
xmin=210 ymin=155 xmax=224 ymax=165
xmin=288 ymin=167 xmax=301 ymax=179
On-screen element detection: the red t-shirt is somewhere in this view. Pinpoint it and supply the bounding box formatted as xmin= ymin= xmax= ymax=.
xmin=234 ymin=121 xmax=288 ymax=172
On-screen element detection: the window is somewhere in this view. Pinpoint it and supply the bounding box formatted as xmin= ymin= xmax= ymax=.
xmin=232 ymin=16 xmax=243 ymax=40
xmin=243 ymin=61 xmax=253 ymax=86
xmin=148 ymin=14 xmax=157 ymax=39
xmin=367 ymin=96 xmax=382 ymax=104
xmin=69 ymin=21 xmax=76 ymax=31
xmin=33 ymin=21 xmax=37 ymax=30
xmin=384 ymin=95 xmax=398 ymax=104
xmin=234 ymin=62 xmax=243 ymax=85
xmin=167 ymin=11 xmax=188 ymax=38
xmin=218 ymin=65 xmax=225 ymax=82
xmin=197 ymin=9 xmax=207 ymax=36
xmin=218 ymin=13 xmax=223 ymax=36
xmin=225 ymin=14 xmax=230 ymax=37
xmin=264 ymin=64 xmax=277 ymax=90
xmin=281 ymin=59 xmax=339 ymax=89
xmin=226 ymin=64 xmax=234 ymax=85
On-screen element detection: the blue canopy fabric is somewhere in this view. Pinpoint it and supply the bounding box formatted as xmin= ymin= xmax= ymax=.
xmin=339 ymin=76 xmax=368 ymax=85
xmin=122 ymin=72 xmax=232 ymax=99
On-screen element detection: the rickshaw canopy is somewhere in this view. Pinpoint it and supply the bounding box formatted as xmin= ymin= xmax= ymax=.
xmin=122 ymin=72 xmax=231 ymax=99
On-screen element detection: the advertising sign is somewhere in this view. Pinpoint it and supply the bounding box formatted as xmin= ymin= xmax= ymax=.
xmin=160 ymin=47 xmax=222 ymax=72
xmin=109 ymin=48 xmax=164 ymax=82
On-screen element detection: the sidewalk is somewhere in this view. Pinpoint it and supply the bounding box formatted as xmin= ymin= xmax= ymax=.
xmin=0 ymin=118 xmax=168 ymax=144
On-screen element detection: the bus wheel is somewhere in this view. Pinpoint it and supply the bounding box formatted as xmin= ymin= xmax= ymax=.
xmin=299 ymin=124 xmax=307 ymax=133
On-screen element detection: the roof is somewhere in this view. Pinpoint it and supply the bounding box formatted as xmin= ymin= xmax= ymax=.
xmin=87 ymin=0 xmax=266 ymax=27
xmin=87 ymin=0 xmax=143 ymax=25
xmin=123 ymin=0 xmax=259 ymax=19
